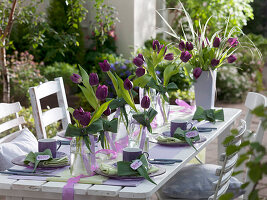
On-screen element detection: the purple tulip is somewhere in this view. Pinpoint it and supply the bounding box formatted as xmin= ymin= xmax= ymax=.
xmin=157 ymin=44 xmax=167 ymax=55
xmin=70 ymin=73 xmax=82 ymax=84
xmin=89 ymin=73 xmax=99 ymax=86
xmin=227 ymin=54 xmax=237 ymax=63
xmin=180 ymin=51 xmax=192 ymax=63
xmin=178 ymin=40 xmax=185 ymax=51
xmin=123 ymin=78 xmax=133 ymax=90
xmin=185 ymin=42 xmax=193 ymax=51
xmin=193 ymin=67 xmax=202 ymax=79
xmin=73 ymin=107 xmax=85 ymax=121
xmin=96 ymin=85 xmax=108 ymax=101
xmin=136 ymin=67 xmax=145 ymax=77
xmin=79 ymin=111 xmax=91 ymax=126
xmin=133 ymin=57 xmax=144 ymax=67
xmin=99 ymin=60 xmax=111 ymax=72
xmin=138 ymin=53 xmax=145 ymax=62
xmin=211 ymin=59 xmax=220 ymax=67
xmin=141 ymin=96 xmax=150 ymax=109
xmin=164 ymin=53 xmax=174 ymax=61
xmin=103 ymin=106 xmax=111 ymax=116
xmin=153 ymin=40 xmax=160 ymax=51
xmin=213 ymin=37 xmax=221 ymax=48
xmin=228 ymin=38 xmax=238 ymax=47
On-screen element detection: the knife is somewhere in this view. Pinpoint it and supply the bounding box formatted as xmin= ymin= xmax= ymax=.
xmin=148 ymin=160 xmax=176 ymax=165
xmin=149 ymin=159 xmax=183 ymax=163
xmin=0 ymin=171 xmax=60 ymax=177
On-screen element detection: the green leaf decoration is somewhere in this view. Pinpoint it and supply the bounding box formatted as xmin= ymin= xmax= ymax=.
xmin=90 ymin=100 xmax=113 ymax=124
xmin=147 ymin=107 xmax=158 ymax=122
xmin=102 ymin=118 xmax=118 ymax=133
xmin=192 ymin=106 xmax=224 ymax=122
xmin=173 ymin=128 xmax=199 ymax=151
xmin=65 ymin=119 xmax=103 ymax=137
xmin=133 ymin=74 xmax=152 ymax=88
xmin=78 ymin=85 xmax=98 ymax=110
xmin=163 ymin=64 xmax=179 ymax=86
xmin=109 ymin=98 xmax=126 ymax=109
xmin=132 ymin=113 xmax=146 ymax=127
xmin=115 ymin=74 xmax=137 ymax=112
xmin=117 ymin=155 xmax=156 ymax=185
xmin=67 ymin=107 xmax=75 ymax=115
xmin=218 ymin=192 xmax=234 ymax=200
xmin=121 ymin=106 xmax=129 ymax=128
xmin=24 ymin=149 xmax=53 ymax=172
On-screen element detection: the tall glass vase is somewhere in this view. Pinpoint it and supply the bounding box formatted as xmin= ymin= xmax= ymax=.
xmin=157 ymin=94 xmax=170 ymax=126
xmin=70 ymin=137 xmax=92 ymax=176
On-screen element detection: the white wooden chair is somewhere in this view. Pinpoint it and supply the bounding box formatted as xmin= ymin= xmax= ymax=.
xmin=0 ymin=102 xmax=26 ymax=143
xmin=29 ymin=77 xmax=71 ymax=139
xmin=241 ymin=92 xmax=267 ymax=199
xmin=156 ymin=120 xmax=246 ymax=200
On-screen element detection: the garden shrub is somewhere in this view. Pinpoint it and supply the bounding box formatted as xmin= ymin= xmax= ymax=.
xmin=41 ymin=62 xmax=79 ymax=94
xmin=3 ymin=51 xmax=46 ymax=106
xmin=217 ymin=66 xmax=253 ymax=103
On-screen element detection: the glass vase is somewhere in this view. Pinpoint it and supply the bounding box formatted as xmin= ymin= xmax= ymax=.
xmin=157 ymin=94 xmax=170 ymax=126
xmin=70 ymin=137 xmax=92 ymax=176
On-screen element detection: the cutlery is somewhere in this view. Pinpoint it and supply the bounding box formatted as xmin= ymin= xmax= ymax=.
xmin=148 ymin=160 xmax=176 ymax=165
xmin=58 ymin=140 xmax=71 ymax=145
xmin=197 ymin=127 xmax=217 ymax=132
xmin=0 ymin=171 xmax=60 ymax=177
xmin=7 ymin=168 xmax=57 ymax=174
xmin=149 ymin=158 xmax=183 ymax=163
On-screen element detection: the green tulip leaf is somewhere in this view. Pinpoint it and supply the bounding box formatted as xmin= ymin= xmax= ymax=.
xmin=163 ymin=64 xmax=179 ymax=86
xmin=107 ymin=71 xmax=119 ymax=95
xmin=90 ymin=100 xmax=113 ymax=124
xmin=147 ymin=107 xmax=158 ymax=122
xmin=115 ymin=74 xmax=137 ymax=112
xmin=133 ymin=74 xmax=152 ymax=88
xmin=102 ymin=118 xmax=118 ymax=133
xmin=167 ymin=82 xmax=178 ymax=91
xmin=78 ymin=85 xmax=98 ymax=110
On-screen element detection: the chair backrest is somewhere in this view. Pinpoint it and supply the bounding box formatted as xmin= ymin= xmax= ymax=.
xmin=0 ymin=102 xmax=26 ymax=143
xmin=29 ymin=77 xmax=71 ymax=139
xmin=209 ymin=120 xmax=246 ymax=200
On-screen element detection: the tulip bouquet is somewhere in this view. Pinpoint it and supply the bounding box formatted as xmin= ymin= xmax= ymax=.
xmin=156 ymin=3 xmax=261 ymax=81
xmin=130 ymin=40 xmax=181 ymax=123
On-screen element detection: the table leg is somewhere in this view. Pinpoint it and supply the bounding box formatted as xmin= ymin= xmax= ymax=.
xmin=217 ymin=123 xmax=233 ymax=165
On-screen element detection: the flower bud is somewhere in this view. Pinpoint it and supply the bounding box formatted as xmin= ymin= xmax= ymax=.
xmin=103 ymin=106 xmax=111 ymax=116
xmin=227 ymin=54 xmax=237 ymax=63
xmin=141 ymin=96 xmax=150 ymax=109
xmin=79 ymin=111 xmax=91 ymax=126
xmin=73 ymin=107 xmax=85 ymax=121
xmin=152 ymin=40 xmax=160 ymax=51
xmin=70 ymin=73 xmax=82 ymax=84
xmin=99 ymin=60 xmax=111 ymax=72
xmin=178 ymin=40 xmax=185 ymax=51
xmin=138 ymin=53 xmax=145 ymax=62
xmin=158 ymin=44 xmax=167 ymax=55
xmin=136 ymin=67 xmax=145 ymax=77
xmin=180 ymin=51 xmax=192 ymax=63
xmin=185 ymin=42 xmax=193 ymax=51
xmin=96 ymin=85 xmax=108 ymax=101
xmin=164 ymin=53 xmax=174 ymax=61
xmin=213 ymin=37 xmax=221 ymax=48
xmin=124 ymin=78 xmax=133 ymax=90
xmin=133 ymin=57 xmax=144 ymax=67
xmin=89 ymin=73 xmax=99 ymax=86
xmin=193 ymin=67 xmax=202 ymax=79
xmin=211 ymin=59 xmax=220 ymax=67
xmin=228 ymin=38 xmax=238 ymax=47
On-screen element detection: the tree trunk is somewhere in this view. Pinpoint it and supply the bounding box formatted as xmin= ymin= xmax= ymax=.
xmin=0 ymin=45 xmax=10 ymax=103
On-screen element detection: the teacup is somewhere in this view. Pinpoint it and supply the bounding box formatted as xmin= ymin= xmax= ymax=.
xmin=38 ymin=138 xmax=61 ymax=158
xmin=122 ymin=147 xmax=142 ymax=162
xmin=170 ymin=120 xmax=193 ymax=137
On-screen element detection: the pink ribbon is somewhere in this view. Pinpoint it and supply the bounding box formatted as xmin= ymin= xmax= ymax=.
xmin=115 ymin=135 xmax=129 ymax=153
xmin=151 ymin=116 xmax=158 ymax=129
xmin=139 ymin=127 xmax=147 ymax=150
xmin=62 ymin=174 xmax=88 ymax=200
xmin=175 ymin=99 xmax=196 ymax=113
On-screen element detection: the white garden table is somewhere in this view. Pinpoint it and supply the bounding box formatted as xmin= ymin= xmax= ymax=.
xmin=0 ymin=107 xmax=241 ymax=200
